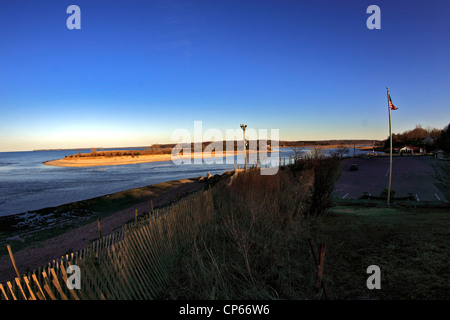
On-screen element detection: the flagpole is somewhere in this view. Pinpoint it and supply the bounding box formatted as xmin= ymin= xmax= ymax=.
xmin=387 ymin=87 xmax=393 ymax=205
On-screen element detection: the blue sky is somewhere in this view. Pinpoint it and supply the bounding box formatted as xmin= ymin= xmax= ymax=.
xmin=0 ymin=0 xmax=449 ymax=151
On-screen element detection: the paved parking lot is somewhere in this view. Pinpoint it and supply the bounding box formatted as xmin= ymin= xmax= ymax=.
xmin=334 ymin=156 xmax=447 ymax=202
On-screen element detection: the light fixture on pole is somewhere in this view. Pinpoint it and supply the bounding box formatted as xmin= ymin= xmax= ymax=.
xmin=240 ymin=124 xmax=247 ymax=170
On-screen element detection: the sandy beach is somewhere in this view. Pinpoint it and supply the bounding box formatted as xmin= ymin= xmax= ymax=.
xmin=42 ymin=146 xmax=375 ymax=168
xmin=44 ymin=150 xmax=270 ymax=167
xmin=44 ymin=154 xmax=175 ymax=167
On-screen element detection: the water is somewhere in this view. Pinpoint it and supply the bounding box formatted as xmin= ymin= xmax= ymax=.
xmin=0 ymin=149 xmax=235 ymax=217
xmin=0 ymin=146 xmax=380 ymax=217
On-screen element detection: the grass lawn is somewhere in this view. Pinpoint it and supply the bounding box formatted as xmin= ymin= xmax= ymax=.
xmin=309 ymin=204 xmax=450 ymax=299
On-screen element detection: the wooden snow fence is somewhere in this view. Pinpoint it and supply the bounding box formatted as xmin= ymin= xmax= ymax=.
xmin=0 ymin=188 xmax=214 ymax=300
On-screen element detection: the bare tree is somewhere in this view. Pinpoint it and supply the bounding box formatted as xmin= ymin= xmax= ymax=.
xmin=291 ymin=147 xmax=306 ymax=160
xmin=311 ymin=147 xmax=325 ymax=158
xmin=334 ymin=145 xmax=349 ymax=158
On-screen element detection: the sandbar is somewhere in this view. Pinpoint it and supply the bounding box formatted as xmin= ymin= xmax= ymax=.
xmin=44 ymin=150 xmax=269 ymax=167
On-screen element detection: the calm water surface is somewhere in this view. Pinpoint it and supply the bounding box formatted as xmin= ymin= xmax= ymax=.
xmin=0 ymin=147 xmax=376 ymax=217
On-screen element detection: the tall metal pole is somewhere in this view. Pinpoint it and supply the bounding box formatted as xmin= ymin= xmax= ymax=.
xmin=387 ymin=87 xmax=393 ymax=205
xmin=240 ymin=124 xmax=247 ymax=170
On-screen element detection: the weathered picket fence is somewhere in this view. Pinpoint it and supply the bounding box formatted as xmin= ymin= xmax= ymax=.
xmin=0 ymin=188 xmax=214 ymax=300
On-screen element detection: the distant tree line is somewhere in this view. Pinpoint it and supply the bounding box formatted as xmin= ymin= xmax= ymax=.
xmin=382 ymin=123 xmax=450 ymax=152
xmin=67 ymin=151 xmax=146 ymax=158
xmin=280 ymin=140 xmax=383 ymax=147
xmin=173 ymin=140 xmax=272 ymax=153
xmin=436 ymin=123 xmax=450 ymax=152
xmin=67 ymin=141 xmax=274 ymax=159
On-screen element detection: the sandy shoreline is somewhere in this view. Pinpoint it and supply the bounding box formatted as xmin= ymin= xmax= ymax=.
xmin=44 ymin=154 xmax=175 ymax=167
xmin=43 ymin=146 xmax=376 ymax=168
xmin=44 ymin=150 xmax=269 ymax=167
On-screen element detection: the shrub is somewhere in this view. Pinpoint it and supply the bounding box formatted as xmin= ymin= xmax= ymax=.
xmin=288 ymin=154 xmax=340 ymax=216
xmin=380 ymin=187 xmax=395 ymax=199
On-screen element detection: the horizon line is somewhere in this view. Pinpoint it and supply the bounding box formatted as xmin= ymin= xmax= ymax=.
xmin=0 ymin=138 xmax=385 ymax=153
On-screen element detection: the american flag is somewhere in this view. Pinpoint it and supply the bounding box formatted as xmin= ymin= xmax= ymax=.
xmin=388 ymin=93 xmax=398 ymax=110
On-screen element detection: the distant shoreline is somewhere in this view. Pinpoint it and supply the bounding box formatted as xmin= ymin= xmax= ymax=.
xmin=43 ymin=150 xmax=265 ymax=167
xmin=43 ymin=145 xmax=378 ymax=168
xmin=289 ymin=144 xmax=376 ymax=150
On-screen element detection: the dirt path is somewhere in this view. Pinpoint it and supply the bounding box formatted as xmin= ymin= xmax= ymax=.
xmin=0 ymin=179 xmax=206 ymax=283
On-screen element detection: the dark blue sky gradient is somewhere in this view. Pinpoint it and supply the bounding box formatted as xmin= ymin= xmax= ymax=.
xmin=0 ymin=0 xmax=449 ymax=151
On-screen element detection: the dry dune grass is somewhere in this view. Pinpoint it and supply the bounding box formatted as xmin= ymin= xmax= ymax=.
xmin=161 ymin=156 xmax=340 ymax=299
